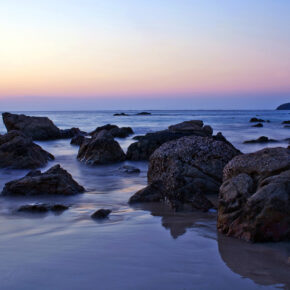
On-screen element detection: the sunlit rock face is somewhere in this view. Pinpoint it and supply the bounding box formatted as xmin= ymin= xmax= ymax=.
xmin=218 ymin=147 xmax=290 ymax=242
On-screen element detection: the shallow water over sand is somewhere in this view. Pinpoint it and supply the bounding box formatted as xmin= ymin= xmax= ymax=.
xmin=0 ymin=110 xmax=289 ymax=289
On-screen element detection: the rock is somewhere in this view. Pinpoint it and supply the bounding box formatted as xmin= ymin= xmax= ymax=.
xmin=113 ymin=113 xmax=128 ymax=116
xmin=243 ymin=136 xmax=278 ymax=144
xmin=2 ymin=112 xmax=82 ymax=140
xmin=250 ymin=117 xmax=265 ymax=123
xmin=129 ymin=181 xmax=164 ymax=203
xmin=119 ymin=165 xmax=140 ymax=174
xmin=136 ymin=112 xmax=151 ymax=115
xmin=91 ymin=209 xmax=111 ymax=219
xmin=218 ymin=147 xmax=290 ymax=242
xmin=77 ymin=133 xmax=126 ymax=165
xmin=90 ymin=124 xmax=134 ymax=138
xmin=276 ymin=103 xmax=290 ymax=110
xmin=70 ymin=135 xmax=85 ymax=146
xmin=17 ymin=204 xmax=69 ymax=213
xmin=284 ymin=125 xmax=290 ymax=129
xmin=126 ymin=120 xmax=214 ymax=160
xmin=0 ymin=131 xmax=54 ymax=169
xmin=282 ymin=120 xmax=290 ymax=124
xmin=2 ymin=164 xmax=85 ymax=196
xmin=251 ymin=123 xmax=263 ymax=128
xmin=60 ymin=127 xmax=86 ymax=139
xmin=130 ymin=136 xmax=240 ymax=211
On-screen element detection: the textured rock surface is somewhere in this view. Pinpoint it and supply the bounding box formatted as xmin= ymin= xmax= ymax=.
xmin=130 ymin=136 xmax=240 ymax=211
xmin=2 ymin=164 xmax=85 ymax=196
xmin=126 ymin=120 xmax=214 ymax=160
xmin=90 ymin=124 xmax=133 ymax=138
xmin=2 ymin=112 xmax=82 ymax=140
xmin=218 ymin=147 xmax=290 ymax=242
xmin=77 ymin=132 xmax=126 ymax=165
xmin=129 ymin=181 xmax=164 ymax=203
xmin=0 ymin=131 xmax=54 ymax=169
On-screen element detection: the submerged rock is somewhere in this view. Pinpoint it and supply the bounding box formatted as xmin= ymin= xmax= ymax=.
xmin=77 ymin=132 xmax=126 ymax=165
xmin=70 ymin=134 xmax=86 ymax=146
xmin=126 ymin=120 xmax=214 ymax=160
xmin=251 ymin=123 xmax=263 ymax=128
xmin=243 ymin=136 xmax=278 ymax=144
xmin=130 ymin=136 xmax=240 ymax=211
xmin=2 ymin=164 xmax=85 ymax=196
xmin=2 ymin=112 xmax=82 ymax=140
xmin=119 ymin=165 xmax=140 ymax=174
xmin=136 ymin=112 xmax=151 ymax=115
xmin=17 ymin=204 xmax=69 ymax=213
xmin=90 ymin=124 xmax=134 ymax=138
xmin=250 ymin=118 xmax=265 ymax=123
xmin=113 ymin=113 xmax=128 ymax=116
xmin=218 ymin=147 xmax=290 ymax=242
xmin=91 ymin=209 xmax=111 ymax=219
xmin=0 ymin=131 xmax=54 ymax=169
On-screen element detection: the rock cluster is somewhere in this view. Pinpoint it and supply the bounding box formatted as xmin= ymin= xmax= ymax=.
xmin=0 ymin=131 xmax=54 ymax=169
xmin=127 ymin=120 xmax=214 ymax=160
xmin=2 ymin=112 xmax=83 ymax=140
xmin=218 ymin=147 xmax=290 ymax=242
xmin=2 ymin=164 xmax=85 ymax=196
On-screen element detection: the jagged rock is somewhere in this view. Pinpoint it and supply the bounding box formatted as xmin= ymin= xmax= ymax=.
xmin=0 ymin=131 xmax=54 ymax=169
xmin=90 ymin=124 xmax=133 ymax=138
xmin=243 ymin=136 xmax=278 ymax=144
xmin=70 ymin=135 xmax=86 ymax=146
xmin=77 ymin=132 xmax=126 ymax=165
xmin=252 ymin=123 xmax=263 ymax=128
xmin=126 ymin=120 xmax=214 ymax=160
xmin=129 ymin=135 xmax=240 ymax=211
xmin=277 ymin=103 xmax=290 ymax=110
xmin=91 ymin=209 xmax=111 ymax=219
xmin=2 ymin=112 xmax=82 ymax=140
xmin=119 ymin=165 xmax=140 ymax=174
xmin=2 ymin=164 xmax=85 ymax=196
xmin=218 ymin=147 xmax=290 ymax=242
xmin=17 ymin=204 xmax=69 ymax=213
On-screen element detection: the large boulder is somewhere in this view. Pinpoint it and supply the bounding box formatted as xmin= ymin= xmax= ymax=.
xmin=2 ymin=164 xmax=85 ymax=196
xmin=90 ymin=124 xmax=133 ymax=138
xmin=126 ymin=120 xmax=214 ymax=160
xmin=77 ymin=131 xmax=126 ymax=165
xmin=129 ymin=136 xmax=240 ymax=211
xmin=2 ymin=112 xmax=83 ymax=140
xmin=0 ymin=131 xmax=54 ymax=169
xmin=218 ymin=147 xmax=290 ymax=242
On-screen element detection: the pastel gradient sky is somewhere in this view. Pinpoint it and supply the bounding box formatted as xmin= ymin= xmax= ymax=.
xmin=0 ymin=0 xmax=289 ymax=109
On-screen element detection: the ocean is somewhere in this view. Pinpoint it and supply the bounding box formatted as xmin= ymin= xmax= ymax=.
xmin=0 ymin=110 xmax=289 ymax=290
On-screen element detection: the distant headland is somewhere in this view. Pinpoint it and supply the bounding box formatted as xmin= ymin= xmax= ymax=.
xmin=276 ymin=103 xmax=290 ymax=110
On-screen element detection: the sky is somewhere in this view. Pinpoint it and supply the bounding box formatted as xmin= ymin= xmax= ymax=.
xmin=0 ymin=0 xmax=289 ymax=110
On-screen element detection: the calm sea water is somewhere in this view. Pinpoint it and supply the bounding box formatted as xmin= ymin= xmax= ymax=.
xmin=0 ymin=110 xmax=289 ymax=290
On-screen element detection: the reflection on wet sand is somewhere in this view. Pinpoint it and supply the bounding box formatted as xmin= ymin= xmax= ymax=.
xmin=131 ymin=202 xmax=216 ymax=239
xmin=218 ymin=233 xmax=290 ymax=289
xmin=132 ymin=201 xmax=290 ymax=289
